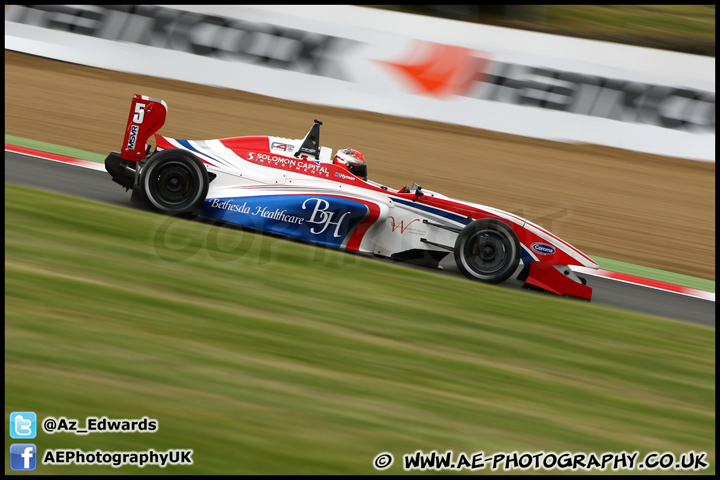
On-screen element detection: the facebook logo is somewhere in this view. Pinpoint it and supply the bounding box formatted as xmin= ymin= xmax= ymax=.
xmin=10 ymin=444 xmax=37 ymax=471
xmin=10 ymin=411 xmax=37 ymax=439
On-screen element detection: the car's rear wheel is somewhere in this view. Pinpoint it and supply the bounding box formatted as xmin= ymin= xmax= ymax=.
xmin=454 ymin=218 xmax=521 ymax=284
xmin=139 ymin=149 xmax=209 ymax=214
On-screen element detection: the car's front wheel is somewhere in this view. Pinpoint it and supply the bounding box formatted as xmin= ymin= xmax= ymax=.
xmin=138 ymin=149 xmax=209 ymax=214
xmin=454 ymin=218 xmax=521 ymax=284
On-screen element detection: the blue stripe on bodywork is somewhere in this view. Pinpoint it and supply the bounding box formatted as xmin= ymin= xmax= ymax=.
xmin=520 ymin=245 xmax=536 ymax=265
xmin=176 ymin=139 xmax=228 ymax=167
xmin=391 ymin=197 xmax=469 ymax=224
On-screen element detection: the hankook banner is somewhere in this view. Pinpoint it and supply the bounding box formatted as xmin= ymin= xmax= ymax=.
xmin=4 ymin=5 xmax=715 ymax=161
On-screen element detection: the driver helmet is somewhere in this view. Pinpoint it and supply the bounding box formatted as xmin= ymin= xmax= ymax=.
xmin=334 ymin=148 xmax=367 ymax=180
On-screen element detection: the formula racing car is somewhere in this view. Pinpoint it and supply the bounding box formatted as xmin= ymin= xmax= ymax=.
xmin=105 ymin=94 xmax=599 ymax=300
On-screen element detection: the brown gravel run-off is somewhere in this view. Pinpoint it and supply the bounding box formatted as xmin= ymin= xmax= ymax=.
xmin=4 ymin=51 xmax=715 ymax=280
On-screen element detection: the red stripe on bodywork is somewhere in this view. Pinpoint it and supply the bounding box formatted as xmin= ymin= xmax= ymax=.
xmin=154 ymin=135 xmax=218 ymax=167
xmin=154 ymin=135 xmax=175 ymax=150
xmin=346 ymin=201 xmax=382 ymax=252
xmin=219 ymin=136 xmax=270 ymax=152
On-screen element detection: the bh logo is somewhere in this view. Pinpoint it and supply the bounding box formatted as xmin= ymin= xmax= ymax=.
xmin=10 ymin=444 xmax=37 ymax=471
xmin=302 ymin=198 xmax=351 ymax=237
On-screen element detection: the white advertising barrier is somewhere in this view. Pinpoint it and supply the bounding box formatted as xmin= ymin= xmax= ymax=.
xmin=5 ymin=5 xmax=715 ymax=161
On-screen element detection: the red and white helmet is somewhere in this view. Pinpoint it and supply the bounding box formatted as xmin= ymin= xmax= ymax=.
xmin=334 ymin=148 xmax=367 ymax=180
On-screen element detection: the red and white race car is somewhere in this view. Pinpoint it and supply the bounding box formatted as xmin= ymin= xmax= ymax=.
xmin=106 ymin=94 xmax=599 ymax=300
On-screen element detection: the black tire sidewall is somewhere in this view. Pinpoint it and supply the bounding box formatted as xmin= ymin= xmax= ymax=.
xmin=454 ymin=218 xmax=521 ymax=284
xmin=140 ymin=149 xmax=209 ymax=214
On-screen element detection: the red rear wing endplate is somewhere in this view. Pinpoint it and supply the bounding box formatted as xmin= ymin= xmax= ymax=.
xmin=120 ymin=94 xmax=168 ymax=161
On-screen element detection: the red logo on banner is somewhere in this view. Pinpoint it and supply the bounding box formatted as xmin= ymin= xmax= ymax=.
xmin=376 ymin=40 xmax=492 ymax=98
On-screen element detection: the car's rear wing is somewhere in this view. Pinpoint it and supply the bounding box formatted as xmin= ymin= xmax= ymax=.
xmin=120 ymin=94 xmax=168 ymax=162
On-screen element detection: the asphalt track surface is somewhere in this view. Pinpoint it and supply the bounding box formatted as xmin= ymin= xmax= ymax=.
xmin=5 ymin=151 xmax=715 ymax=327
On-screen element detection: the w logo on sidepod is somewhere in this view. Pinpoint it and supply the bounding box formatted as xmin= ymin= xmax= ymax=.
xmin=376 ymin=40 xmax=492 ymax=98
xmin=389 ymin=217 xmax=420 ymax=234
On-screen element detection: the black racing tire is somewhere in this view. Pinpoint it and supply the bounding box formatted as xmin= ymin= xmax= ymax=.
xmin=139 ymin=149 xmax=209 ymax=214
xmin=454 ymin=218 xmax=521 ymax=284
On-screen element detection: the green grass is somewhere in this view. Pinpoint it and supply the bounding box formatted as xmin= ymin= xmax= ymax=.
xmin=369 ymin=5 xmax=715 ymax=55
xmin=544 ymin=5 xmax=715 ymax=39
xmin=5 ymin=184 xmax=715 ymax=474
xmin=371 ymin=5 xmax=716 ymax=38
xmin=5 ymin=134 xmax=106 ymax=163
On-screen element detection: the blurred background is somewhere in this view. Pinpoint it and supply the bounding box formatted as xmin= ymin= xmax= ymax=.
xmin=369 ymin=5 xmax=715 ymax=56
